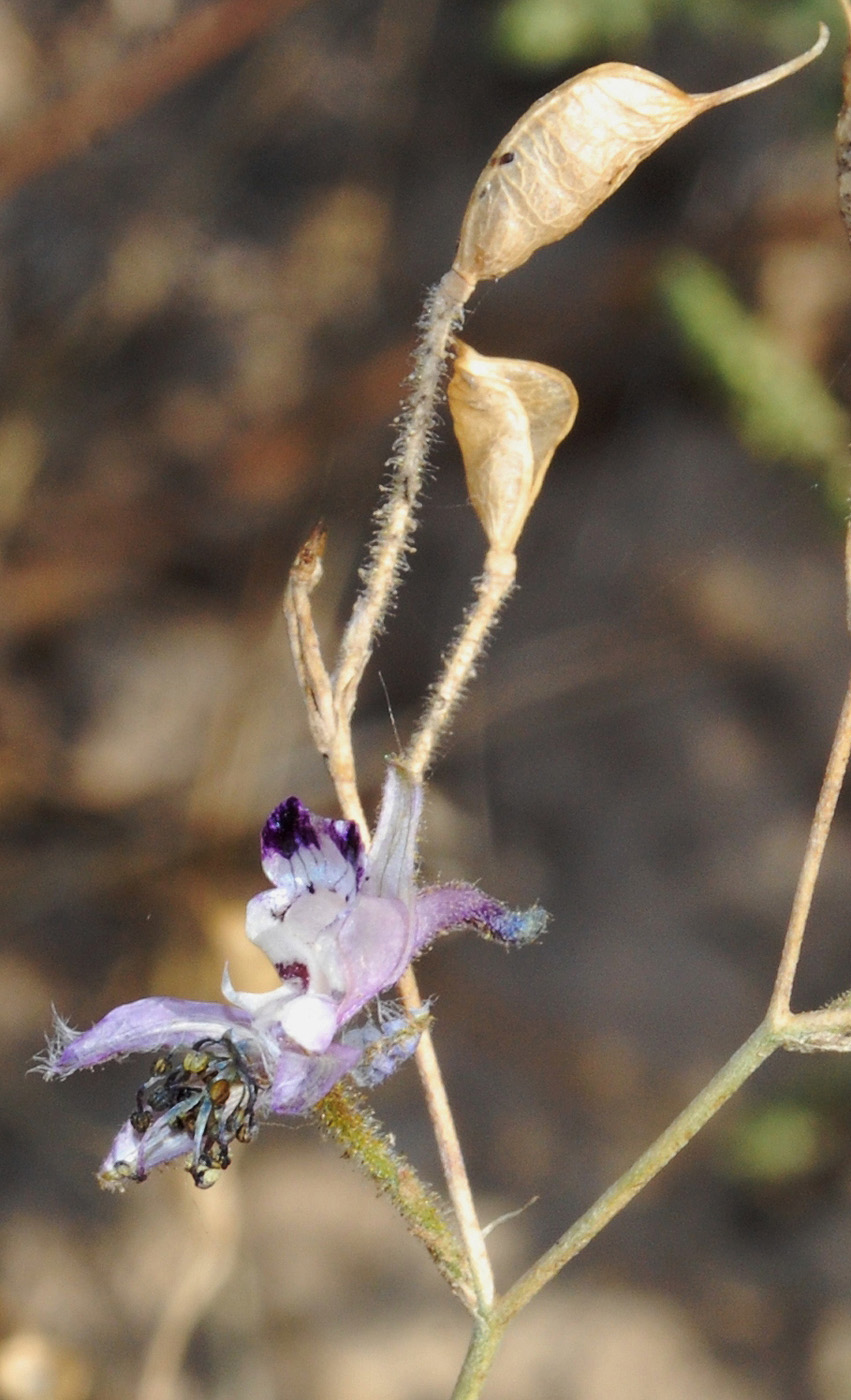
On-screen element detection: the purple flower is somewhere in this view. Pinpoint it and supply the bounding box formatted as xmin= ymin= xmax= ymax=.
xmin=39 ymin=767 xmax=547 ymax=1189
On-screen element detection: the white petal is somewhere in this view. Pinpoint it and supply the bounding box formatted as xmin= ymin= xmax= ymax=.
xmin=245 ymin=888 xmax=346 ymax=970
xmin=278 ymin=994 xmax=340 ymax=1053
xmin=365 ymin=766 xmax=422 ymax=903
xmin=222 ymin=965 xmax=296 ymax=1020
xmin=263 ymin=828 xmax=360 ymax=900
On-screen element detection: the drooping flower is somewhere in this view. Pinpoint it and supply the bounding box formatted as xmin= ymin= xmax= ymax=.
xmin=39 ymin=766 xmax=547 ymax=1189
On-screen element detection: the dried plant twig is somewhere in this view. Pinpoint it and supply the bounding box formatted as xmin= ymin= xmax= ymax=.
xmin=398 ymin=966 xmax=495 ymax=1310
xmin=0 ymin=0 xmax=310 ymax=201
xmin=283 ymin=523 xmax=335 ymax=760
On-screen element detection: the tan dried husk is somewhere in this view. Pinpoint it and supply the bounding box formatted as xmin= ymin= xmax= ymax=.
xmin=453 ymin=25 xmax=828 ymax=288
xmin=448 ymin=340 xmax=578 ymax=554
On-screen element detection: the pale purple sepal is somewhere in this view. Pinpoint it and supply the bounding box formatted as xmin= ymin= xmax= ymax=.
xmin=364 ymin=766 xmax=422 ymax=904
xmin=44 ymin=998 xmax=255 ymax=1079
xmin=268 ymin=1041 xmax=360 ymax=1114
xmin=335 ymin=893 xmax=413 ymax=1022
xmin=99 ymin=1116 xmax=194 ymax=1191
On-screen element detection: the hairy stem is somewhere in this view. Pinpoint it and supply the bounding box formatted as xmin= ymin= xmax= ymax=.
xmin=333 ymin=270 xmax=470 ymax=723
xmin=314 ymin=1082 xmax=476 ymax=1309
xmin=405 ymin=550 xmax=516 ymax=782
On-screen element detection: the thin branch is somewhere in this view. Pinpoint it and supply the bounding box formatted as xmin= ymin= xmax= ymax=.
xmin=450 ymin=1318 xmax=506 ymax=1400
xmin=333 ymin=270 xmax=470 ymax=724
xmin=0 ymin=0 xmax=309 ymax=201
xmin=398 ymin=965 xmax=495 ymax=1311
xmin=327 ymin=727 xmax=368 ymax=835
xmin=767 ymin=658 xmax=851 ymax=1022
xmin=404 ymin=550 xmax=516 ymax=782
xmin=283 ymin=523 xmax=336 ymax=760
xmin=495 ymin=1024 xmax=777 ymax=1328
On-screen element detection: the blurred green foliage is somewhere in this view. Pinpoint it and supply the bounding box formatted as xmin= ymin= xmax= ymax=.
xmin=658 ymin=250 xmax=851 ymax=517
xmin=722 ymin=1100 xmax=830 ymax=1183
xmin=492 ymin=0 xmax=830 ymax=70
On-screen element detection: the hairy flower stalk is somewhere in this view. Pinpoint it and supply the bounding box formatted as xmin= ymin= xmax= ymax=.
xmin=39 ymin=766 xmax=546 ymax=1189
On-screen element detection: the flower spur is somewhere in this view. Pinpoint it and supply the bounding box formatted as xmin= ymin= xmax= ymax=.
xmin=40 ymin=766 xmax=547 ymax=1188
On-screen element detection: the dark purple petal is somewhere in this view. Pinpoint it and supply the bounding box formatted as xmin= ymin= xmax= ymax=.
xmin=259 ymin=800 xmax=365 ymax=894
xmin=326 ymin=817 xmax=364 ymax=873
xmin=261 ymin=798 xmax=320 ymax=861
xmin=414 ymin=885 xmax=548 ymax=951
xmin=42 ymin=997 xmax=254 ymax=1078
xmin=261 ymin=798 xmax=363 ymax=878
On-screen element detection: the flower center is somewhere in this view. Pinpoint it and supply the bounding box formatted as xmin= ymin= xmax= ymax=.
xmin=131 ymin=1035 xmax=265 ymax=1188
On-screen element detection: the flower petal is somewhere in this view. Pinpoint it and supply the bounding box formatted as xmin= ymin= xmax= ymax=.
xmin=221 ymin=966 xmax=340 ymax=1053
xmin=41 ymin=997 xmax=255 ymax=1078
xmin=260 ymin=797 xmax=364 ymax=896
xmin=98 ymin=1114 xmax=193 ymax=1190
xmin=245 ymin=887 xmax=347 ymax=993
xmin=364 ymin=767 xmax=422 ymax=903
xmin=336 ymin=894 xmax=413 ymax=1022
xmin=267 ymin=1041 xmax=360 ymax=1114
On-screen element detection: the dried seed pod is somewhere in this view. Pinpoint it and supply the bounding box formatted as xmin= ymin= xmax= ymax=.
xmin=453 ymin=25 xmax=828 ymax=289
xmin=448 ymin=340 xmax=578 ymax=554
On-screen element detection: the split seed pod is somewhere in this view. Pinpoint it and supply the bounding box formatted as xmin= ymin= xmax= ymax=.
xmin=448 ymin=340 xmax=578 ymax=555
xmin=453 ymin=25 xmax=828 ymax=289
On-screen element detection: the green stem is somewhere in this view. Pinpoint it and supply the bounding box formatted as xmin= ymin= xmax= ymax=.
xmin=497 ymin=1022 xmax=777 ymax=1325
xmin=444 ymin=1025 xmax=779 ymax=1400
xmin=313 ymin=1083 xmax=476 ymax=1308
xmin=449 ymin=1316 xmax=506 ymax=1400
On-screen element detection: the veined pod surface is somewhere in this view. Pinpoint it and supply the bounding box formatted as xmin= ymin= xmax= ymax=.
xmin=448 ymin=340 xmax=578 ymax=555
xmin=453 ymin=25 xmax=828 ymax=288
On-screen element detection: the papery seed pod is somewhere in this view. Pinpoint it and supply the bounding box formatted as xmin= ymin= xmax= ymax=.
xmin=448 ymin=340 xmax=578 ymax=554
xmin=453 ymin=26 xmax=828 ymax=289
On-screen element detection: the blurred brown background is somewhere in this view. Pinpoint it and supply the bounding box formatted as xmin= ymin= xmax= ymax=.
xmin=3 ymin=0 xmax=851 ymax=1396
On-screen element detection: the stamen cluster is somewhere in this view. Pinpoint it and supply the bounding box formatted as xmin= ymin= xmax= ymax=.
xmin=128 ymin=1036 xmax=262 ymax=1189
